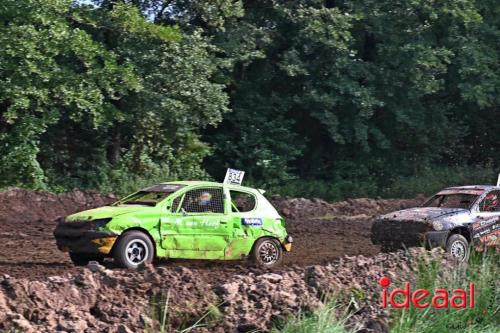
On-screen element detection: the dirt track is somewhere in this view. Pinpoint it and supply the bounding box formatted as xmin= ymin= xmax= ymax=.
xmin=0 ymin=188 xmax=422 ymax=280
xmin=1 ymin=189 xmax=497 ymax=333
xmin=2 ymin=189 xmax=456 ymax=332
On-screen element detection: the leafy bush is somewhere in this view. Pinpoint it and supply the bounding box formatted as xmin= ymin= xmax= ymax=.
xmin=262 ymin=165 xmax=498 ymax=201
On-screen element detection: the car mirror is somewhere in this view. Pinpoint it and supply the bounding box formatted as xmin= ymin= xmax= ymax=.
xmin=181 ymin=208 xmax=187 ymax=216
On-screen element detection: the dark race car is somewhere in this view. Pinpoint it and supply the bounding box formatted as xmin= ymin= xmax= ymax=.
xmin=371 ymin=185 xmax=500 ymax=261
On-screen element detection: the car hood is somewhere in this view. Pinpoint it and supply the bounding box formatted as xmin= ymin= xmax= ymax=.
xmin=379 ymin=207 xmax=469 ymax=222
xmin=66 ymin=205 xmax=149 ymax=221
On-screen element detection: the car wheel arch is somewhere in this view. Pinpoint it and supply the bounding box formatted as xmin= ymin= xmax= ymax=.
xmin=448 ymin=226 xmax=471 ymax=243
xmin=112 ymin=227 xmax=157 ymax=258
xmin=249 ymin=236 xmax=284 ymax=267
xmin=251 ymin=235 xmax=282 ymax=252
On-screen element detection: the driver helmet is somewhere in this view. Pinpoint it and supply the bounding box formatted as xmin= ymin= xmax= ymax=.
xmin=198 ymin=192 xmax=212 ymax=206
xmin=484 ymin=192 xmax=499 ymax=209
xmin=486 ymin=193 xmax=498 ymax=202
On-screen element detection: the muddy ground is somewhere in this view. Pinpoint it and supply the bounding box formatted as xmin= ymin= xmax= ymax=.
xmin=0 ymin=188 xmax=422 ymax=279
xmin=0 ymin=188 xmax=426 ymax=332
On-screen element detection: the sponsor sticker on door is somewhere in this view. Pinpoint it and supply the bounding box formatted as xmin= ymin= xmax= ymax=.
xmin=242 ymin=218 xmax=263 ymax=226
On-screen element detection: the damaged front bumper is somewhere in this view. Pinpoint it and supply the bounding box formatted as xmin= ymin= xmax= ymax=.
xmin=371 ymin=217 xmax=451 ymax=250
xmin=423 ymin=230 xmax=449 ymax=249
xmin=371 ymin=218 xmax=434 ymax=248
xmin=53 ymin=219 xmax=118 ymax=255
xmin=282 ymin=235 xmax=293 ymax=252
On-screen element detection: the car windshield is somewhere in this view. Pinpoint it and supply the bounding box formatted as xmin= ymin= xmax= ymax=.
xmin=119 ymin=184 xmax=185 ymax=207
xmin=423 ymin=193 xmax=479 ymax=209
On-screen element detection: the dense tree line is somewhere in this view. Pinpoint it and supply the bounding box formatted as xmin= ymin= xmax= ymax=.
xmin=0 ymin=0 xmax=499 ymax=198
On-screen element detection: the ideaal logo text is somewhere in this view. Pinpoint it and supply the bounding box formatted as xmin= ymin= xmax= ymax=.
xmin=379 ymin=276 xmax=475 ymax=309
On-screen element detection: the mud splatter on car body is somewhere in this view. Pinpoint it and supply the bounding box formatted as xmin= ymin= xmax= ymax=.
xmin=371 ymin=185 xmax=500 ymax=260
xmin=54 ymin=181 xmax=292 ymax=268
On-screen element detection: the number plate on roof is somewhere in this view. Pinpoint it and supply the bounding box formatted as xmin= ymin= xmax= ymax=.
xmin=224 ymin=168 xmax=245 ymax=185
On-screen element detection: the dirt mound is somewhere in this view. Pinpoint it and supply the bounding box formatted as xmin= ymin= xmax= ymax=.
xmin=0 ymin=248 xmax=450 ymax=333
xmin=217 ymin=248 xmax=450 ymax=332
xmin=0 ymin=188 xmax=424 ymax=279
xmin=0 ymin=188 xmax=116 ymax=279
xmin=0 ymin=188 xmax=421 ymax=224
xmin=274 ymin=196 xmax=425 ymax=266
xmin=0 ymin=188 xmax=438 ymax=332
xmin=271 ymin=196 xmax=424 ymax=220
xmin=0 ymin=264 xmax=217 ymax=333
xmin=0 ymin=187 xmax=116 ymax=223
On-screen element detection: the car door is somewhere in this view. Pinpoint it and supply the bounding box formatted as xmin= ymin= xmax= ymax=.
xmin=160 ymin=186 xmax=231 ymax=259
xmin=470 ymin=190 xmax=500 ymax=247
xmin=475 ymin=190 xmax=500 ymax=219
xmin=223 ymin=189 xmax=262 ymax=259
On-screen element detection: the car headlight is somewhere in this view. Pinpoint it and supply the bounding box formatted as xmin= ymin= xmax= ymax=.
xmin=90 ymin=218 xmax=112 ymax=230
xmin=432 ymin=221 xmax=444 ymax=231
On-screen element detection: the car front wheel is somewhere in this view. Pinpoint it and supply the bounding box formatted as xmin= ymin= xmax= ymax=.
xmin=113 ymin=231 xmax=154 ymax=269
xmin=250 ymin=238 xmax=283 ymax=268
xmin=446 ymin=234 xmax=470 ymax=262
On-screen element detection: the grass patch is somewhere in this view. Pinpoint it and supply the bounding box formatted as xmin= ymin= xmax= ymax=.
xmin=269 ymin=250 xmax=498 ymax=333
xmin=389 ymin=251 xmax=499 ymax=333
xmin=270 ymin=301 xmax=358 ymax=333
xmin=146 ymin=290 xmax=223 ymax=333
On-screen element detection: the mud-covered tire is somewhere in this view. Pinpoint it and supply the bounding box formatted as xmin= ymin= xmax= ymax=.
xmin=380 ymin=243 xmax=397 ymax=253
xmin=113 ymin=231 xmax=154 ymax=269
xmin=446 ymin=234 xmax=470 ymax=262
xmin=250 ymin=238 xmax=283 ymax=268
xmin=69 ymin=252 xmax=104 ymax=266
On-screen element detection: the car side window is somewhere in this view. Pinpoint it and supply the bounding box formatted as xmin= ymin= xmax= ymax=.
xmin=424 ymin=195 xmax=442 ymax=207
xmin=170 ymin=195 xmax=182 ymax=213
xmin=230 ymin=190 xmax=256 ymax=212
xmin=181 ymin=188 xmax=224 ymax=214
xmin=479 ymin=190 xmax=500 ymax=212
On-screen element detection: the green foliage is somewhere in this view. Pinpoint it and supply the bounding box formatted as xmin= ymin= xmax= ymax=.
xmin=381 ymin=165 xmax=497 ymax=198
xmin=271 ymin=301 xmax=354 ymax=333
xmin=146 ymin=290 xmax=223 ymax=333
xmin=263 ymin=165 xmax=497 ymax=201
xmin=0 ymin=0 xmax=228 ymax=192
xmin=108 ymin=3 xmax=180 ymax=41
xmin=204 ymin=0 xmax=500 ymax=193
xmin=1 ymin=0 xmax=500 ymax=198
xmin=0 ymin=0 xmax=139 ymax=189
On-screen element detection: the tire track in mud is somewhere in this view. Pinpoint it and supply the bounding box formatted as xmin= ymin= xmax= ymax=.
xmin=0 ymin=188 xmax=422 ymax=280
xmin=0 ymin=217 xmax=378 ymax=280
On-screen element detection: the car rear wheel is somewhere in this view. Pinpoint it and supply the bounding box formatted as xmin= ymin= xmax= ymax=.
xmin=250 ymin=238 xmax=283 ymax=268
xmin=69 ymin=252 xmax=104 ymax=266
xmin=446 ymin=234 xmax=470 ymax=262
xmin=113 ymin=231 xmax=154 ymax=269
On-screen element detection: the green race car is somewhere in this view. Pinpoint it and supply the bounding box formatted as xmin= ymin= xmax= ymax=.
xmin=54 ymin=181 xmax=292 ymax=268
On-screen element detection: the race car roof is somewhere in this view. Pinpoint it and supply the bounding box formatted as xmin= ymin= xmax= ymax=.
xmin=159 ymin=180 xmax=259 ymax=193
xmin=437 ymin=185 xmax=499 ymax=196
